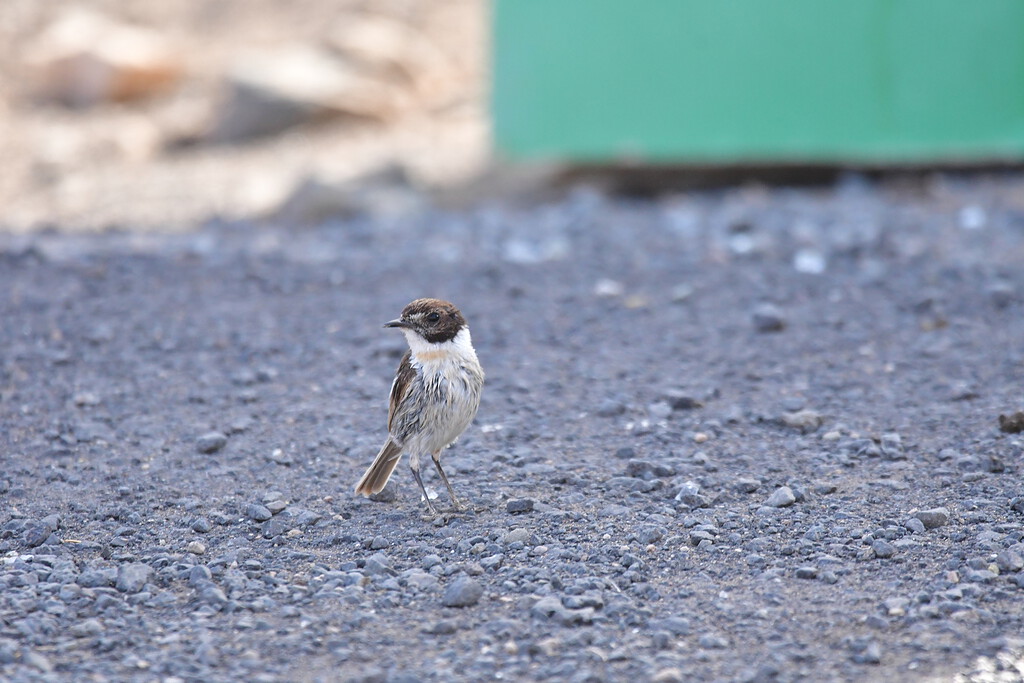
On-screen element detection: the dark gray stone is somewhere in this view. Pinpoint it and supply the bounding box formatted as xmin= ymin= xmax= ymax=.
xmin=196 ymin=432 xmax=228 ymax=454
xmin=506 ymin=499 xmax=534 ymax=514
xmin=914 ymin=508 xmax=950 ymax=529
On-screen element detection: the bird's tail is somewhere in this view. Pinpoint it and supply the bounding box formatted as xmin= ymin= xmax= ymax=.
xmin=354 ymin=438 xmax=404 ymax=496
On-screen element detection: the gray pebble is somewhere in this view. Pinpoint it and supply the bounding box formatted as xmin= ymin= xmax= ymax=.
xmin=904 ymin=517 xmax=926 ymax=534
xmin=503 ymin=528 xmax=531 ymax=545
xmin=369 ymin=480 xmax=399 ymax=503
xmin=196 ymin=431 xmax=228 ymax=454
xmin=781 ymin=410 xmax=823 ymax=433
xmin=189 ymin=565 xmax=213 ymax=586
xmin=266 ymin=500 xmax=288 ymax=514
xmin=191 ymin=517 xmax=212 ymax=533
xmin=261 ymin=517 xmax=290 ymax=538
xmin=964 ymin=569 xmax=997 ymax=583
xmin=246 ymin=504 xmax=273 ymax=522
xmin=197 ymin=582 xmax=228 ymax=607
xmin=795 ymin=566 xmax=818 ymax=579
xmin=735 ymin=478 xmax=760 ymax=493
xmin=596 ymin=398 xmax=627 ymax=417
xmin=698 ymin=633 xmax=729 ymax=649
xmin=995 ymin=550 xmax=1024 ymax=573
xmin=871 ymin=540 xmax=896 ymax=559
xmin=69 ymin=618 xmax=104 ymax=638
xmin=913 ymin=508 xmax=950 ymax=529
xmin=442 ymin=576 xmax=483 ymax=607
xmin=506 ymin=499 xmax=534 ymax=514
xmin=262 ymin=490 xmax=285 ymax=503
xmin=764 ymin=486 xmax=796 ymax=508
xmin=851 ymin=640 xmax=882 ymax=664
xmin=78 ymin=568 xmax=117 ymax=588
xmin=363 ymin=553 xmax=394 ymax=576
xmin=23 ymin=521 xmax=54 ymax=548
xmin=752 ymin=303 xmax=786 ymax=332
xmin=116 ymin=563 xmax=153 ymax=593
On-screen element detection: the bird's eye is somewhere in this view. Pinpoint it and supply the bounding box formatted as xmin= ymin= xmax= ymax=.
xmin=427 ymin=312 xmax=441 ymax=323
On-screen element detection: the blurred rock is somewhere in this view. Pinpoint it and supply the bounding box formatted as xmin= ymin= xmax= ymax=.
xmin=329 ymin=14 xmax=459 ymax=108
xmin=206 ymin=45 xmax=401 ymax=144
xmin=269 ymin=162 xmax=424 ymax=225
xmin=23 ymin=9 xmax=183 ymax=107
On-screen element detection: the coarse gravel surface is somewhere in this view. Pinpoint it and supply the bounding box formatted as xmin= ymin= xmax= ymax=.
xmin=2 ymin=174 xmax=1024 ymax=682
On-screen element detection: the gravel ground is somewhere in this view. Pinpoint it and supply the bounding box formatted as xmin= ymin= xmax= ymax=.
xmin=2 ymin=174 xmax=1024 ymax=682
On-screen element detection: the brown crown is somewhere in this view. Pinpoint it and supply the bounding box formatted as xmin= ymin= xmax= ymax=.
xmin=398 ymin=298 xmax=467 ymax=343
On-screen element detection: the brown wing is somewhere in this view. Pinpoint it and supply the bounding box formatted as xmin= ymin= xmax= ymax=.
xmin=387 ymin=350 xmax=415 ymax=434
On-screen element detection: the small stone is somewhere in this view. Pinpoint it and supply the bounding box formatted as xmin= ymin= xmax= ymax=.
xmin=504 ymin=528 xmax=531 ymax=545
xmin=698 ymin=634 xmax=729 ymax=649
xmin=265 ymin=499 xmax=288 ymax=514
xmin=261 ymin=517 xmax=290 ymax=538
xmin=793 ymin=248 xmax=826 ymax=274
xmin=506 ymin=499 xmax=534 ymax=514
xmin=246 ymin=504 xmax=273 ymax=522
xmin=363 ymin=553 xmax=393 ymax=576
xmin=441 ymin=576 xmax=483 ymax=607
xmin=188 ymin=566 xmax=212 ymax=586
xmin=596 ymin=399 xmax=626 ymax=417
xmin=987 ymin=281 xmax=1017 ymax=309
xmin=999 ymin=411 xmax=1024 ymax=434
xmin=116 ymin=563 xmax=153 ymax=593
xmin=369 ymin=479 xmax=399 ymax=503
xmin=186 ymin=541 xmax=206 ymax=555
xmin=913 ymin=508 xmax=950 ymax=529
xmin=995 ymin=551 xmax=1024 ymax=573
xmin=70 ymin=618 xmax=104 ymax=638
xmin=752 ymin=303 xmax=786 ymax=333
xmin=795 ymin=566 xmax=818 ymax=579
xmin=781 ymin=410 xmax=823 ymax=433
xmin=23 ymin=521 xmax=54 ymax=548
xmin=871 ymin=540 xmax=896 ymax=559
xmin=903 ymin=518 xmax=926 ymax=534
xmin=196 ymin=432 xmax=228 ymax=454
xmin=851 ymin=640 xmax=882 ymax=664
xmin=734 ymin=478 xmax=760 ymax=493
xmin=594 ymin=278 xmax=625 ymax=298
xmin=191 ymin=517 xmax=212 ymax=533
xmin=652 ymin=668 xmax=685 ymax=683
xmin=764 ymin=486 xmax=796 ymax=508
xmin=198 ymin=583 xmax=228 ymax=607
xmin=662 ymin=389 xmax=703 ymax=411
xmin=261 ymin=490 xmax=284 ymax=503
xmin=614 ymin=446 xmax=636 ymax=459
xmin=78 ymin=568 xmax=117 ymax=588
xmin=423 ymin=620 xmax=458 ymax=635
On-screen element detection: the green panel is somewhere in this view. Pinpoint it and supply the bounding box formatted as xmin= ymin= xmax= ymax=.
xmin=493 ymin=0 xmax=1024 ymax=163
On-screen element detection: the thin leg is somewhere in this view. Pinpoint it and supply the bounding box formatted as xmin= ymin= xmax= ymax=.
xmin=431 ymin=451 xmax=464 ymax=511
xmin=409 ymin=452 xmax=438 ymax=514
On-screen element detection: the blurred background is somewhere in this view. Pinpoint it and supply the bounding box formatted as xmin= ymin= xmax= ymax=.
xmin=2 ymin=0 xmax=1024 ymax=232
xmin=0 ymin=0 xmax=487 ymax=231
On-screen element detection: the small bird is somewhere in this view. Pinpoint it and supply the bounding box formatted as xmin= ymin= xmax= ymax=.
xmin=354 ymin=298 xmax=484 ymax=513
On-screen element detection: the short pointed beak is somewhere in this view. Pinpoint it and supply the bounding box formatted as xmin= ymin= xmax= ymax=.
xmin=384 ymin=319 xmax=411 ymax=329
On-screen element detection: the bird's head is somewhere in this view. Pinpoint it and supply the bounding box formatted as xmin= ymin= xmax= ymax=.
xmin=384 ymin=298 xmax=467 ymax=344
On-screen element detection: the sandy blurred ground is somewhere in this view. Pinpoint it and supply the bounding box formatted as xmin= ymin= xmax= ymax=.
xmin=0 ymin=0 xmax=488 ymax=232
